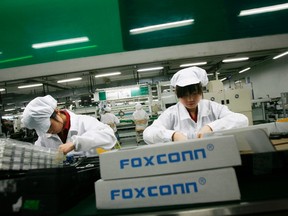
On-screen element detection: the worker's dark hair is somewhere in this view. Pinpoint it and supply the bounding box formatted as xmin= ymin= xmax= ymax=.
xmin=50 ymin=111 xmax=57 ymax=119
xmin=175 ymin=83 xmax=203 ymax=98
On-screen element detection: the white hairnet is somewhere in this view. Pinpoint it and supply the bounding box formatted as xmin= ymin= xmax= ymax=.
xmin=104 ymin=107 xmax=111 ymax=112
xmin=170 ymin=66 xmax=208 ymax=87
xmin=135 ymin=103 xmax=142 ymax=110
xmin=21 ymin=95 xmax=57 ymax=136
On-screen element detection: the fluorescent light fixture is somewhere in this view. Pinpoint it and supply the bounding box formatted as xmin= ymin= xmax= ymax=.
xmin=239 ymin=67 xmax=251 ymax=74
xmin=0 ymin=51 xmax=2 ymax=54
xmin=222 ymin=57 xmax=249 ymax=63
xmin=130 ymin=19 xmax=194 ymax=35
xmin=180 ymin=62 xmax=207 ymax=67
xmin=95 ymin=72 xmax=121 ymax=78
xmin=32 ymin=37 xmax=89 ymax=49
xmin=4 ymin=108 xmax=16 ymax=112
xmin=207 ymin=72 xmax=220 ymax=76
xmin=137 ymin=67 xmax=164 ymax=72
xmin=0 ymin=88 xmax=5 ymax=92
xmin=57 ymin=77 xmax=82 ymax=83
xmin=57 ymin=45 xmax=97 ymax=53
xmin=18 ymin=83 xmax=43 ymax=89
xmin=239 ymin=3 xmax=288 ymax=16
xmin=220 ymin=77 xmax=227 ymax=82
xmin=273 ymin=51 xmax=288 ymax=59
xmin=0 ymin=55 xmax=33 ymax=64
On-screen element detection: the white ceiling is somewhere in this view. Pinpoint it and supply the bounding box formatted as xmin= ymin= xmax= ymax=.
xmin=1 ymin=33 xmax=288 ymax=113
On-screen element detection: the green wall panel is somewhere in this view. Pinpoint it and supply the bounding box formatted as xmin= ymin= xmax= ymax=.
xmin=0 ymin=0 xmax=287 ymax=70
xmin=119 ymin=0 xmax=288 ymax=50
xmin=0 ymin=0 xmax=123 ymax=69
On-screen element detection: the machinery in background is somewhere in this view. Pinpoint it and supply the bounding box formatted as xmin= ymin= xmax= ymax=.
xmin=204 ymin=80 xmax=253 ymax=125
xmin=252 ymin=92 xmax=288 ymax=124
xmin=94 ymin=84 xmax=152 ymax=120
xmin=93 ymin=84 xmax=153 ymax=143
xmin=157 ymin=81 xmax=178 ymax=112
xmin=281 ymin=92 xmax=288 ymax=118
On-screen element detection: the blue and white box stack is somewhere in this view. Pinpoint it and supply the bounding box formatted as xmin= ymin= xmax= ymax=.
xmin=95 ymin=135 xmax=242 ymax=209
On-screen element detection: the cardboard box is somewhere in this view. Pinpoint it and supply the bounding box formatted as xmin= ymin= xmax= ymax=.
xmin=100 ymin=135 xmax=241 ymax=180
xmin=95 ymin=167 xmax=240 ymax=209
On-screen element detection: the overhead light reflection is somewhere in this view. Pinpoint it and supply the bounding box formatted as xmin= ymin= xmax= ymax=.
xmin=18 ymin=83 xmax=43 ymax=89
xmin=273 ymin=51 xmax=288 ymax=59
xmin=95 ymin=72 xmax=121 ymax=78
xmin=130 ymin=19 xmax=194 ymax=35
xmin=180 ymin=62 xmax=207 ymax=67
xmin=239 ymin=3 xmax=288 ymax=16
xmin=57 ymin=45 xmax=97 ymax=53
xmin=239 ymin=67 xmax=251 ymax=74
xmin=57 ymin=77 xmax=82 ymax=83
xmin=4 ymin=108 xmax=16 ymax=112
xmin=32 ymin=37 xmax=89 ymax=49
xmin=222 ymin=57 xmax=249 ymax=63
xmin=0 ymin=55 xmax=33 ymax=64
xmin=220 ymin=77 xmax=227 ymax=82
xmin=137 ymin=67 xmax=164 ymax=72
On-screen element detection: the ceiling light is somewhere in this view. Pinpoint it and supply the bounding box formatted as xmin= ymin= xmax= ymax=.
xmin=57 ymin=45 xmax=97 ymax=53
xmin=180 ymin=62 xmax=207 ymax=67
xmin=239 ymin=3 xmax=288 ymax=16
xmin=32 ymin=37 xmax=89 ymax=49
xmin=18 ymin=83 xmax=43 ymax=89
xmin=57 ymin=77 xmax=82 ymax=83
xmin=0 ymin=51 xmax=2 ymax=55
xmin=273 ymin=51 xmax=288 ymax=59
xmin=0 ymin=55 xmax=33 ymax=64
xmin=0 ymin=88 xmax=5 ymax=92
xmin=95 ymin=72 xmax=121 ymax=78
xmin=4 ymin=108 xmax=16 ymax=112
xmin=222 ymin=57 xmax=249 ymax=63
xmin=220 ymin=77 xmax=227 ymax=82
xmin=207 ymin=72 xmax=220 ymax=76
xmin=239 ymin=67 xmax=251 ymax=73
xmin=130 ymin=19 xmax=194 ymax=35
xmin=137 ymin=67 xmax=164 ymax=72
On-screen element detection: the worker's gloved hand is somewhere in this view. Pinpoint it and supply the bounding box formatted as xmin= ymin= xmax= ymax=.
xmin=197 ymin=125 xmax=213 ymax=138
xmin=58 ymin=142 xmax=75 ymax=155
xmin=172 ymin=131 xmax=188 ymax=142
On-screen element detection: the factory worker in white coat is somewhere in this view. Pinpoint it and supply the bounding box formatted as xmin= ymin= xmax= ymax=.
xmin=22 ymin=95 xmax=117 ymax=154
xmin=100 ymin=107 xmax=120 ymax=133
xmin=100 ymin=107 xmax=121 ymax=142
xmin=143 ymin=66 xmax=249 ymax=144
xmin=133 ymin=103 xmax=149 ymax=131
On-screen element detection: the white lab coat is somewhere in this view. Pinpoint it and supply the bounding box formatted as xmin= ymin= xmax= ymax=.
xmin=100 ymin=112 xmax=120 ymax=132
xmin=143 ymin=99 xmax=248 ymax=144
xmin=133 ymin=108 xmax=150 ymax=131
xmin=35 ymin=110 xmax=117 ymax=152
xmin=132 ymin=109 xmax=149 ymax=120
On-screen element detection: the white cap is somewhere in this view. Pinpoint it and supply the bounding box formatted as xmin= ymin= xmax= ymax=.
xmin=170 ymin=66 xmax=208 ymax=87
xmin=22 ymin=95 xmax=57 ymax=136
xmin=135 ymin=103 xmax=142 ymax=110
xmin=104 ymin=107 xmax=111 ymax=112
